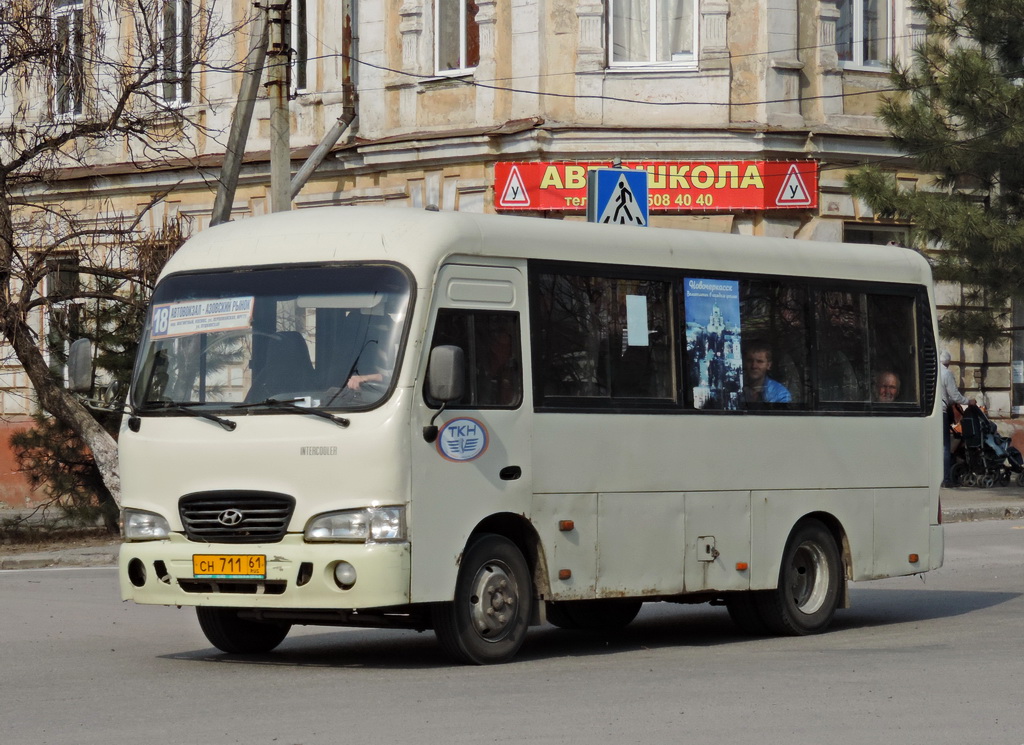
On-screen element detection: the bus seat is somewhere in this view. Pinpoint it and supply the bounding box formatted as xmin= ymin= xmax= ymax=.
xmin=247 ymin=331 xmax=315 ymax=402
xmin=820 ymin=350 xmax=863 ymax=402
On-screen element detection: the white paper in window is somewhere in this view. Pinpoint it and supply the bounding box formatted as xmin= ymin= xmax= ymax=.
xmin=626 ymin=295 xmax=649 ymax=347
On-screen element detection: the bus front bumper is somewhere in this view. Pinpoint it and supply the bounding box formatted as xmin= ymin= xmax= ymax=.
xmin=119 ymin=534 xmax=411 ymax=610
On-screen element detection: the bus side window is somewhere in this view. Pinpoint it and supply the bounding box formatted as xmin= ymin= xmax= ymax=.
xmin=867 ymin=294 xmax=918 ymax=404
xmin=428 ymin=309 xmax=522 ymax=408
xmin=739 ymin=279 xmax=809 ymax=408
xmin=531 ymin=271 xmax=676 ymax=405
xmin=817 ymin=290 xmax=869 ymax=404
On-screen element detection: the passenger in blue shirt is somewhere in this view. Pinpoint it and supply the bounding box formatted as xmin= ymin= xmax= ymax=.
xmin=742 ymin=340 xmax=791 ymax=404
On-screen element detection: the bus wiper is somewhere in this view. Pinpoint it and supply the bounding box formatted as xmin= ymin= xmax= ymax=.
xmin=232 ymin=398 xmax=351 ymax=428
xmin=142 ymin=401 xmax=237 ymax=431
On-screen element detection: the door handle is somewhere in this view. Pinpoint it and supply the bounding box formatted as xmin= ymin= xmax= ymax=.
xmin=499 ymin=466 xmax=522 ymax=481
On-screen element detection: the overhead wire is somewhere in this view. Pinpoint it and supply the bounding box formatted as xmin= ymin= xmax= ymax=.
xmin=290 ymin=24 xmax=918 ymax=110
xmin=200 ymin=17 xmax=1016 ymax=174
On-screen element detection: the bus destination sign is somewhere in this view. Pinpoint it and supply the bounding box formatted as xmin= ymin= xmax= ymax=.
xmin=494 ymin=160 xmax=818 ymax=213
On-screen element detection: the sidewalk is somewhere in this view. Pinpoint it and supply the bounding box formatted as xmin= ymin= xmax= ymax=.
xmin=938 ymin=483 xmax=1024 ymax=522
xmin=1 ymin=485 xmax=1023 ymax=571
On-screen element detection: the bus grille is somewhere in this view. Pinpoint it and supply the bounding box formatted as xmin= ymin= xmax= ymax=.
xmin=179 ymin=492 xmax=295 ymax=544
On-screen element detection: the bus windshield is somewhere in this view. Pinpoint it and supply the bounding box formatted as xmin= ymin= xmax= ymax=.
xmin=131 ymin=264 xmax=411 ymax=412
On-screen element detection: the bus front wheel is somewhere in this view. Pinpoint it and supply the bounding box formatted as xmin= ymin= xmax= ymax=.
xmin=196 ymin=607 xmax=291 ymax=654
xmin=755 ymin=520 xmax=842 ymax=635
xmin=432 ymin=534 xmax=533 ymax=665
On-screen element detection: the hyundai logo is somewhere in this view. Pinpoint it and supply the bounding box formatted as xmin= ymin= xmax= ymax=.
xmin=217 ymin=509 xmax=244 ymax=527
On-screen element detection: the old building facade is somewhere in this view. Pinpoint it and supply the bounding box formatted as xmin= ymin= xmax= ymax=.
xmin=2 ymin=0 xmax=1018 ymax=503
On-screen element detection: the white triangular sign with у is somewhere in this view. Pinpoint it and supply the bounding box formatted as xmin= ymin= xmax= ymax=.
xmin=499 ymin=165 xmax=530 ymax=206
xmin=598 ymin=174 xmax=647 ymax=226
xmin=776 ymin=164 xmax=812 ymax=206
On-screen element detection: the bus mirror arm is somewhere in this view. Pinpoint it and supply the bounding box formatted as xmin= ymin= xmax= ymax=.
xmin=423 ymin=403 xmax=448 ymax=443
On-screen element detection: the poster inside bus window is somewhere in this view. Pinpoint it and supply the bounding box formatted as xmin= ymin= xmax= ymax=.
xmin=685 ymin=278 xmax=741 ymax=410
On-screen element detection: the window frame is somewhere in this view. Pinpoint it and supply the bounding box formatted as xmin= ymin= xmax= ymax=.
xmin=160 ymin=0 xmax=194 ymax=106
xmin=844 ymin=223 xmax=909 ymax=247
xmin=608 ymin=0 xmax=700 ymax=70
xmin=291 ymin=0 xmax=309 ymax=95
xmin=43 ymin=252 xmax=83 ymax=382
xmin=528 ymin=265 xmax=678 ymax=409
xmin=425 ymin=309 xmax=524 ymax=410
xmin=528 ymin=260 xmax=933 ymax=417
xmin=434 ymin=0 xmax=480 ymax=76
xmin=835 ymin=0 xmax=892 ymax=71
xmin=53 ymin=0 xmax=85 ymax=119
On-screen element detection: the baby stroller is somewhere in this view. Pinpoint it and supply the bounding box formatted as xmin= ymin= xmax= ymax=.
xmin=950 ymin=403 xmax=1024 ymax=487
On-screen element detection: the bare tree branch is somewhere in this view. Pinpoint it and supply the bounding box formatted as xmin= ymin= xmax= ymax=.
xmin=0 ymin=0 xmax=250 ymax=505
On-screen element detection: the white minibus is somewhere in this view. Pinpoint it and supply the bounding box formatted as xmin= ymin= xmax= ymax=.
xmin=103 ymin=206 xmax=942 ymax=664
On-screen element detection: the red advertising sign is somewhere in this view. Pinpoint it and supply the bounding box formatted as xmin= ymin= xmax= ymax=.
xmin=494 ymin=160 xmax=818 ymax=213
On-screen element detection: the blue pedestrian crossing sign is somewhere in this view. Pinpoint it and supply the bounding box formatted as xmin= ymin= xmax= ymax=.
xmin=587 ymin=168 xmax=649 ymax=226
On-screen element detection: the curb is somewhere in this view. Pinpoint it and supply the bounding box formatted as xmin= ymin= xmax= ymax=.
xmin=0 ymin=549 xmax=119 ymax=571
xmin=941 ymin=505 xmax=1024 ymax=523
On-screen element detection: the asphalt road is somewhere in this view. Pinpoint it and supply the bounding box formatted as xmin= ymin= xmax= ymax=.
xmin=2 ymin=519 xmax=1023 ymax=745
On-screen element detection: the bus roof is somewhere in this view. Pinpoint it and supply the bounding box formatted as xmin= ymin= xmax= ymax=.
xmin=162 ymin=206 xmax=933 ymax=287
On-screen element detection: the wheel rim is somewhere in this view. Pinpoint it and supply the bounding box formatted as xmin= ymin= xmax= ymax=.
xmin=467 ymin=559 xmax=520 ymax=643
xmin=787 ymin=541 xmax=831 ymax=616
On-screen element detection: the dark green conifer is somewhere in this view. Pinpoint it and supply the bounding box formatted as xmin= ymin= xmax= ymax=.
xmin=847 ymin=0 xmax=1024 ymax=345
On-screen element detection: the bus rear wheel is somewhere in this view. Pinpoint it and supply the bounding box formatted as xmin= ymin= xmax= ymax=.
xmin=196 ymin=607 xmax=291 ymax=654
xmin=432 ymin=534 xmax=533 ymax=665
xmin=755 ymin=520 xmax=842 ymax=636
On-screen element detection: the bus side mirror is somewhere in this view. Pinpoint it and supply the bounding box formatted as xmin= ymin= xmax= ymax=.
xmin=427 ymin=344 xmax=465 ymax=403
xmin=67 ymin=338 xmax=94 ymax=394
xmin=423 ymin=345 xmax=465 ymax=443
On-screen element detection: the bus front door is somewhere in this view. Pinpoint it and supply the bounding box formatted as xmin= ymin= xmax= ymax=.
xmin=409 ymin=263 xmax=533 ymax=603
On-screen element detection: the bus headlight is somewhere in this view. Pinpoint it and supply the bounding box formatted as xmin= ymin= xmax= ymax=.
xmin=122 ymin=509 xmax=171 ymax=541
xmin=304 ymin=507 xmax=406 ymax=543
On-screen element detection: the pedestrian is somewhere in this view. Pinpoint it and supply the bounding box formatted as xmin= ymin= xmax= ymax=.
xmin=940 ymin=350 xmax=975 ymax=487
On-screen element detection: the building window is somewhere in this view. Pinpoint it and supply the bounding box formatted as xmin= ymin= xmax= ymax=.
xmin=1012 ymin=301 xmax=1024 ymax=414
xmin=291 ymin=0 xmax=309 ymax=93
xmin=54 ymin=0 xmax=85 ymax=118
xmin=46 ymin=256 xmax=81 ymax=301
xmin=844 ymin=223 xmax=909 ymax=246
xmin=44 ymin=255 xmax=82 ymax=379
xmin=162 ymin=0 xmax=193 ymax=104
xmin=435 ymin=0 xmax=480 ymax=75
xmin=609 ymin=0 xmax=698 ymax=67
xmin=836 ymin=0 xmax=891 ymax=69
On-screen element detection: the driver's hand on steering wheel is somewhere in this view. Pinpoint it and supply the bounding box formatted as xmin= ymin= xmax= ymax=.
xmin=346 ymin=373 xmax=384 ymax=391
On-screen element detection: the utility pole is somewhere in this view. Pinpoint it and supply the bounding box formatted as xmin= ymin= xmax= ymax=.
xmin=211 ymin=7 xmax=268 ymax=227
xmin=266 ymin=0 xmax=291 ymax=213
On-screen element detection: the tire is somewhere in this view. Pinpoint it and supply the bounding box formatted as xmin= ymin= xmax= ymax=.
xmin=196 ymin=607 xmax=291 ymax=654
xmin=950 ymin=461 xmax=968 ymax=486
xmin=432 ymin=534 xmax=533 ymax=665
xmin=546 ymin=599 xmax=643 ymax=630
xmin=754 ymin=520 xmax=842 ymax=636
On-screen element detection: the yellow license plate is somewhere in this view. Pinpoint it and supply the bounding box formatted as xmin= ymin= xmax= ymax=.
xmin=192 ymin=554 xmax=266 ymax=579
